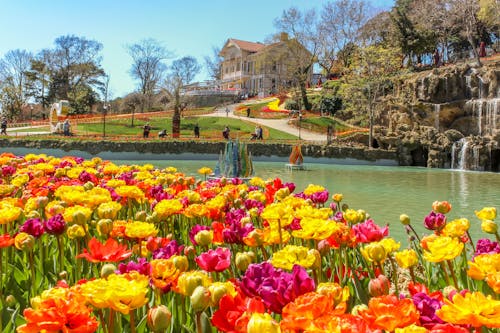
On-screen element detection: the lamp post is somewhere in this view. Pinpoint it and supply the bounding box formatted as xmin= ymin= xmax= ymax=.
xmin=298 ymin=112 xmax=302 ymax=140
xmin=102 ymin=104 xmax=108 ymax=138
xmin=30 ymin=105 xmax=33 ymax=122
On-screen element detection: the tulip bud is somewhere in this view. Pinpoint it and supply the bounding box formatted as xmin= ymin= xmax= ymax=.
xmin=247 ymin=313 xmax=281 ymax=333
xmin=55 ymin=168 xmax=66 ymax=177
xmin=368 ymin=274 xmax=390 ymax=297
xmin=443 ymin=286 xmax=457 ymax=300
xmin=194 ymin=230 xmax=213 ymax=247
xmin=14 ymin=232 xmax=35 ymax=251
xmin=67 ymin=224 xmax=86 ymax=239
xmin=219 ymin=177 xmax=227 ymax=186
xmin=357 ymin=209 xmax=367 ymax=222
xmin=308 ymin=249 xmax=321 ymax=269
xmin=173 ymin=255 xmax=189 ymax=272
xmin=235 ymin=252 xmax=254 ymax=272
xmin=5 ymin=295 xmax=16 ymax=307
xmin=135 ymin=210 xmax=147 ymax=221
xmin=190 ymin=286 xmax=210 ymax=313
xmin=209 ymin=284 xmax=229 ymax=306
xmin=25 ymin=210 xmax=40 ymax=219
xmin=97 ymin=219 xmax=113 ymax=236
xmin=36 ymin=196 xmax=49 ymax=208
xmin=185 ymin=275 xmax=204 ymax=296
xmin=146 ymin=211 xmax=159 ymax=224
xmin=184 ymin=245 xmax=196 ymax=257
xmin=432 ymin=201 xmax=452 ymax=214
xmin=481 ymin=220 xmax=498 ymax=234
xmin=101 ymin=264 xmax=117 ymax=279
xmin=317 ymin=239 xmax=331 ymax=256
xmin=233 ymin=198 xmax=242 ymax=208
xmin=83 ymin=181 xmax=94 ymax=191
xmin=400 ymin=214 xmax=411 ymax=225
xmin=71 ymin=211 xmax=88 ymax=226
xmin=147 ymin=305 xmax=172 ymax=333
xmin=332 ymin=193 xmax=343 ymax=202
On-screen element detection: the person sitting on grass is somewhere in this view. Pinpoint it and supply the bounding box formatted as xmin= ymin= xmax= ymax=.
xmin=158 ymin=129 xmax=168 ymax=138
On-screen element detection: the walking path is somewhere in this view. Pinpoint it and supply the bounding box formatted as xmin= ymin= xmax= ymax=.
xmin=3 ymin=104 xmax=328 ymax=143
xmin=206 ymin=104 xmax=327 ymax=143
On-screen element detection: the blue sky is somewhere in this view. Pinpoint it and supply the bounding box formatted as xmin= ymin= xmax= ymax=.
xmin=0 ymin=0 xmax=393 ymax=98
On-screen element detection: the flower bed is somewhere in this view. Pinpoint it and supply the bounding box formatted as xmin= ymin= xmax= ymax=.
xmin=0 ymin=152 xmax=499 ymax=332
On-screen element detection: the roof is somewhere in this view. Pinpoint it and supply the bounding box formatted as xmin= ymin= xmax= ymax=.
xmin=227 ymin=39 xmax=265 ymax=53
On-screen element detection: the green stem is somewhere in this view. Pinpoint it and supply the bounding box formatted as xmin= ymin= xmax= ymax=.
xmin=195 ymin=312 xmax=202 ymax=333
xmin=439 ymin=262 xmax=451 ymax=286
xmin=389 ymin=257 xmax=399 ymax=296
xmin=97 ymin=309 xmax=108 ymax=333
xmin=466 ymin=231 xmax=476 ymax=253
xmin=447 ymin=260 xmax=459 ymax=289
xmin=130 ymin=310 xmax=136 ymax=333
xmin=56 ymin=235 xmax=64 ymax=274
xmin=28 ymin=250 xmax=36 ymax=298
xmin=108 ymin=309 xmax=115 ymax=333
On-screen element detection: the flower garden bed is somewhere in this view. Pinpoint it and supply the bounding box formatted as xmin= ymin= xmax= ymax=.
xmin=0 ymin=152 xmax=499 ymax=332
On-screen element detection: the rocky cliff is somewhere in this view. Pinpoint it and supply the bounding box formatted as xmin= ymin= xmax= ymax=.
xmin=374 ymin=57 xmax=500 ymax=171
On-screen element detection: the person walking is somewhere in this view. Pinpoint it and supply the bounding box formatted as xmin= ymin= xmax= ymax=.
xmin=222 ymin=126 xmax=230 ymax=139
xmin=194 ymin=124 xmax=200 ymax=138
xmin=143 ymin=123 xmax=151 ymax=138
xmin=257 ymin=125 xmax=263 ymax=140
xmin=225 ymin=107 xmax=229 ymax=117
xmin=1 ymin=117 xmax=7 ymax=135
xmin=246 ymin=108 xmax=251 ymax=117
xmin=63 ymin=119 xmax=71 ymax=136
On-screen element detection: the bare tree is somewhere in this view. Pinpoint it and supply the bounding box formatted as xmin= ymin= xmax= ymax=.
xmin=318 ymin=0 xmax=372 ymax=77
xmin=161 ymin=56 xmax=201 ymax=137
xmin=274 ymin=7 xmax=318 ymax=110
xmin=450 ymin=0 xmax=482 ymax=66
xmin=204 ymin=46 xmax=223 ymax=80
xmin=0 ymin=49 xmax=33 ymax=118
xmin=127 ymin=39 xmax=170 ymax=113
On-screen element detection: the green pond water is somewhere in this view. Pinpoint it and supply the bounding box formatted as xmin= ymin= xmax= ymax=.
xmin=121 ymin=159 xmax=500 ymax=244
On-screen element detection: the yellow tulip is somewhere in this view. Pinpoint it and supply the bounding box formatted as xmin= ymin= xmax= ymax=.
xmin=475 ymin=207 xmax=497 ymax=221
xmin=394 ymin=249 xmax=419 ymax=268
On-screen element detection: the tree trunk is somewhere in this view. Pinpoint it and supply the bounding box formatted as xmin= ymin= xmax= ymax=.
xmin=299 ymin=81 xmax=311 ymax=111
xmin=468 ymin=36 xmax=482 ymax=67
xmin=172 ymin=107 xmax=180 ymax=138
xmin=172 ymin=90 xmax=181 ymax=138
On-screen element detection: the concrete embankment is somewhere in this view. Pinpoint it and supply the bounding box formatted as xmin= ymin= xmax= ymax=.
xmin=0 ymin=138 xmax=399 ymax=166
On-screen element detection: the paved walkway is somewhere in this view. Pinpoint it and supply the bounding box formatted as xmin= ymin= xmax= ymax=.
xmin=206 ymin=105 xmax=327 ymax=143
xmin=3 ymin=104 xmax=328 ymax=143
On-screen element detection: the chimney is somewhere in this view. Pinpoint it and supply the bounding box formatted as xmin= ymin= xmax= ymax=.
xmin=280 ymin=32 xmax=289 ymax=41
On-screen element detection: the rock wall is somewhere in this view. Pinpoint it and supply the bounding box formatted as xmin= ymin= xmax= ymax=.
xmin=0 ymin=138 xmax=398 ymax=165
xmin=375 ymin=58 xmax=500 ymax=171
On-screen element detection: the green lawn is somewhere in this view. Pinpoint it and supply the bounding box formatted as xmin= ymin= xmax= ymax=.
xmin=75 ymin=116 xmax=298 ymax=140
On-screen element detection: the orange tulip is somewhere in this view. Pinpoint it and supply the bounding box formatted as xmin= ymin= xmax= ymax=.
xmin=357 ymin=295 xmax=419 ymax=332
xmin=76 ymin=237 xmax=132 ymax=263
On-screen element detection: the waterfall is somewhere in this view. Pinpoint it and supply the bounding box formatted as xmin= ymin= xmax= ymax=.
xmin=458 ymin=138 xmax=468 ymax=170
xmin=418 ymin=77 xmax=425 ymax=100
xmin=472 ymin=146 xmax=480 ymax=170
xmin=434 ymin=104 xmax=440 ymax=130
xmin=465 ymin=75 xmax=471 ymax=98
xmin=477 ymin=100 xmax=483 ymax=136
xmin=451 ymin=141 xmax=456 ymax=169
xmin=484 ymin=98 xmax=500 ymax=136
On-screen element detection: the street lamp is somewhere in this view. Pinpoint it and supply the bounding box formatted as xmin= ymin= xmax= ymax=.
xmin=102 ymin=104 xmax=108 ymax=138
xmin=30 ymin=104 xmax=34 ymax=122
xmin=298 ymin=112 xmax=302 ymax=140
